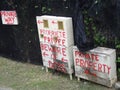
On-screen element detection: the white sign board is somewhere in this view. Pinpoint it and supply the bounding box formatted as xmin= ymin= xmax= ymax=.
xmin=40 ymin=42 xmax=73 ymax=62
xmin=1 ymin=11 xmax=18 ymax=25
xmin=36 ymin=15 xmax=74 ymax=47
xmin=73 ymin=46 xmax=117 ymax=87
xmin=40 ymin=42 xmax=74 ymax=74
xmin=36 ymin=15 xmax=74 ymax=77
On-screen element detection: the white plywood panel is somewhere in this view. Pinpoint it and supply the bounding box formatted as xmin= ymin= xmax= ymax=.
xmin=40 ymin=42 xmax=71 ymax=61
xmin=42 ymin=57 xmax=54 ymax=69
xmin=42 ymin=57 xmax=73 ymax=74
xmin=36 ymin=15 xmax=74 ymax=47
xmin=73 ymin=46 xmax=117 ymax=87
xmin=40 ymin=42 xmax=74 ymax=74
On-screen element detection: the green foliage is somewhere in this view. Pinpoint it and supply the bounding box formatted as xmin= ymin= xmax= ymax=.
xmin=93 ymin=32 xmax=107 ymax=46
xmin=115 ymin=38 xmax=120 ymax=65
xmin=119 ymin=68 xmax=120 ymax=72
xmin=83 ymin=10 xmax=107 ymax=47
xmin=117 ymin=57 xmax=120 ymax=63
xmin=42 ymin=7 xmax=52 ymax=14
xmin=115 ymin=38 xmax=120 ymax=49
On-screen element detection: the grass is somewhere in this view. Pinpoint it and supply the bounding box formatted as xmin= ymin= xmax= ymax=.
xmin=0 ymin=56 xmax=115 ymax=90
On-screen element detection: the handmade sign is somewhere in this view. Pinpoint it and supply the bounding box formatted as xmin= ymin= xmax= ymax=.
xmin=36 ymin=15 xmax=74 ymax=47
xmin=73 ymin=46 xmax=117 ymax=87
xmin=40 ymin=42 xmax=73 ymax=62
xmin=42 ymin=57 xmax=70 ymax=73
xmin=36 ymin=15 xmax=74 ymax=80
xmin=1 ymin=11 xmax=18 ymax=25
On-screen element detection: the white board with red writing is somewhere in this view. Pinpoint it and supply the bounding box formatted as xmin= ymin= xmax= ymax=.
xmin=40 ymin=42 xmax=73 ymax=62
xmin=40 ymin=42 xmax=74 ymax=74
xmin=73 ymin=46 xmax=117 ymax=87
xmin=36 ymin=15 xmax=74 ymax=78
xmin=1 ymin=11 xmax=18 ymax=25
xmin=36 ymin=15 xmax=74 ymax=47
xmin=42 ymin=56 xmax=73 ymax=74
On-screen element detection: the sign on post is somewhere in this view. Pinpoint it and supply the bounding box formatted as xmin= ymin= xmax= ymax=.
xmin=73 ymin=46 xmax=117 ymax=87
xmin=1 ymin=11 xmax=18 ymax=25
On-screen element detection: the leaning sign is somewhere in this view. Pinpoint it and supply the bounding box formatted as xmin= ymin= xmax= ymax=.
xmin=36 ymin=15 xmax=74 ymax=80
xmin=0 ymin=11 xmax=18 ymax=25
xmin=73 ymin=46 xmax=117 ymax=87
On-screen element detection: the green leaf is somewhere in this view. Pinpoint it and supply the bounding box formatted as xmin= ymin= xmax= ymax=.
xmin=89 ymin=18 xmax=93 ymax=21
xmin=42 ymin=7 xmax=47 ymax=12
xmin=34 ymin=5 xmax=38 ymax=8
xmin=117 ymin=57 xmax=120 ymax=62
xmin=48 ymin=8 xmax=51 ymax=11
xmin=119 ymin=68 xmax=120 ymax=72
xmin=92 ymin=26 xmax=96 ymax=30
xmin=116 ymin=44 xmax=120 ymax=48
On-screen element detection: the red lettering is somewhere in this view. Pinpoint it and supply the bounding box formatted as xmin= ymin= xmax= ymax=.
xmin=40 ymin=44 xmax=48 ymax=51
xmin=76 ymin=58 xmax=80 ymax=66
xmin=85 ymin=54 xmax=90 ymax=59
xmin=4 ymin=17 xmax=15 ymax=24
xmin=103 ymin=64 xmax=107 ymax=73
xmin=37 ymin=20 xmax=43 ymax=24
xmin=91 ymin=54 xmax=95 ymax=60
xmin=62 ymin=48 xmax=66 ymax=56
xmin=42 ymin=52 xmax=48 ymax=57
xmin=49 ymin=61 xmax=66 ymax=73
xmin=75 ymin=51 xmax=79 ymax=57
xmin=84 ymin=70 xmax=89 ymax=74
xmin=75 ymin=50 xmax=99 ymax=61
xmin=75 ymin=56 xmax=111 ymax=74
xmin=103 ymin=64 xmax=111 ymax=74
xmin=62 ymin=32 xmax=66 ymax=38
xmin=40 ymin=29 xmax=44 ymax=34
xmin=95 ymin=55 xmax=99 ymax=61
xmin=38 ymin=29 xmax=67 ymax=40
xmin=107 ymin=66 xmax=111 ymax=74
xmin=80 ymin=59 xmax=85 ymax=67
xmin=87 ymin=61 xmax=93 ymax=68
xmin=98 ymin=63 xmax=102 ymax=72
xmin=62 ymin=39 xmax=65 ymax=46
xmin=93 ymin=63 xmax=97 ymax=71
xmin=62 ymin=57 xmax=68 ymax=62
xmin=57 ymin=39 xmax=61 ymax=44
xmin=1 ymin=11 xmax=16 ymax=17
xmin=48 ymin=61 xmax=53 ymax=68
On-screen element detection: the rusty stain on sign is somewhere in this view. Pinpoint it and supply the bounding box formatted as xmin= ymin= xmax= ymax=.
xmin=43 ymin=19 xmax=49 ymax=28
xmin=58 ymin=21 xmax=64 ymax=30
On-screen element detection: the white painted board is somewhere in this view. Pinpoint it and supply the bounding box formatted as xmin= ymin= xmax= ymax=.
xmin=36 ymin=15 xmax=74 ymax=47
xmin=42 ymin=56 xmax=73 ymax=74
xmin=73 ymin=46 xmax=117 ymax=87
xmin=1 ymin=11 xmax=18 ymax=25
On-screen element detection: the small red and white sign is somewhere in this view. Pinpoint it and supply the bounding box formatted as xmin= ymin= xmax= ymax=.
xmin=1 ymin=11 xmax=18 ymax=25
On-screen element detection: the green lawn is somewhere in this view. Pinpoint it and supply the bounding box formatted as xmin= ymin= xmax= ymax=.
xmin=0 ymin=56 xmax=115 ymax=90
